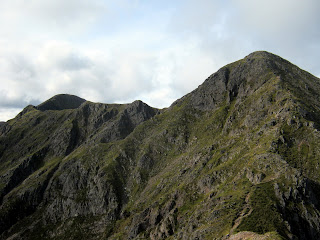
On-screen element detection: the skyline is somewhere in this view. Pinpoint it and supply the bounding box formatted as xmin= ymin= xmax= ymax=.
xmin=1 ymin=0 xmax=320 ymax=121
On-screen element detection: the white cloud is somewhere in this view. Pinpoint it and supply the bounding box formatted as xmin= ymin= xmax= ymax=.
xmin=233 ymin=0 xmax=320 ymax=36
xmin=169 ymin=0 xmax=320 ymax=75
xmin=0 ymin=1 xmax=320 ymax=121
xmin=0 ymin=0 xmax=107 ymax=38
xmin=0 ymin=38 xmax=161 ymax=117
xmin=0 ymin=108 xmax=21 ymax=122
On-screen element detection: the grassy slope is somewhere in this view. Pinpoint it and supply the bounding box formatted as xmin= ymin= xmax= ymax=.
xmin=105 ymin=58 xmax=320 ymax=239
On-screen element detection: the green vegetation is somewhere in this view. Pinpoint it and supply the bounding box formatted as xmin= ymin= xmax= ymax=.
xmin=237 ymin=182 xmax=286 ymax=236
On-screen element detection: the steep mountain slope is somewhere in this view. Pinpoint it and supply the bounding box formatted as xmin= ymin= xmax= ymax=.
xmin=0 ymin=98 xmax=158 ymax=239
xmin=1 ymin=51 xmax=320 ymax=239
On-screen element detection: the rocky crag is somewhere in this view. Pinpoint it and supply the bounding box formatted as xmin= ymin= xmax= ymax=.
xmin=1 ymin=51 xmax=320 ymax=239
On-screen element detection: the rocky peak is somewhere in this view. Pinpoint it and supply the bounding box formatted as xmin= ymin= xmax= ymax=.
xmin=122 ymin=100 xmax=158 ymax=125
xmin=176 ymin=51 xmax=318 ymax=112
xmin=36 ymin=94 xmax=86 ymax=111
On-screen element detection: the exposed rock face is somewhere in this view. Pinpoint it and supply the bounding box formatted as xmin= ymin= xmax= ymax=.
xmin=0 ymin=98 xmax=157 ymax=238
xmin=1 ymin=51 xmax=320 ymax=239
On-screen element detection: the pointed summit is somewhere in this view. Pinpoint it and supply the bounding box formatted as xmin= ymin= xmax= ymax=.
xmin=245 ymin=50 xmax=281 ymax=59
xmin=175 ymin=50 xmax=320 ymax=112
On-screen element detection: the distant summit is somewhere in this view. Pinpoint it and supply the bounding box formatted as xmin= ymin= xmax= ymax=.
xmin=36 ymin=94 xmax=86 ymax=111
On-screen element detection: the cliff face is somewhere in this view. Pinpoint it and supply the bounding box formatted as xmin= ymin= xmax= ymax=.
xmin=1 ymin=51 xmax=320 ymax=239
xmin=0 ymin=97 xmax=158 ymax=239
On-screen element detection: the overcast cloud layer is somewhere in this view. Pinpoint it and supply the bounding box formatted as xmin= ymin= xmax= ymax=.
xmin=0 ymin=0 xmax=320 ymax=121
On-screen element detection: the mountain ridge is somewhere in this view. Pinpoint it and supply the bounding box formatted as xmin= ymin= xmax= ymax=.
xmin=1 ymin=51 xmax=320 ymax=239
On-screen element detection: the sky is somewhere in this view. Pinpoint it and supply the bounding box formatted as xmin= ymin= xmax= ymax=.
xmin=0 ymin=0 xmax=320 ymax=121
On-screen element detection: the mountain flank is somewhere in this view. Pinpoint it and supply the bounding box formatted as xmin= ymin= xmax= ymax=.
xmin=1 ymin=51 xmax=320 ymax=239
